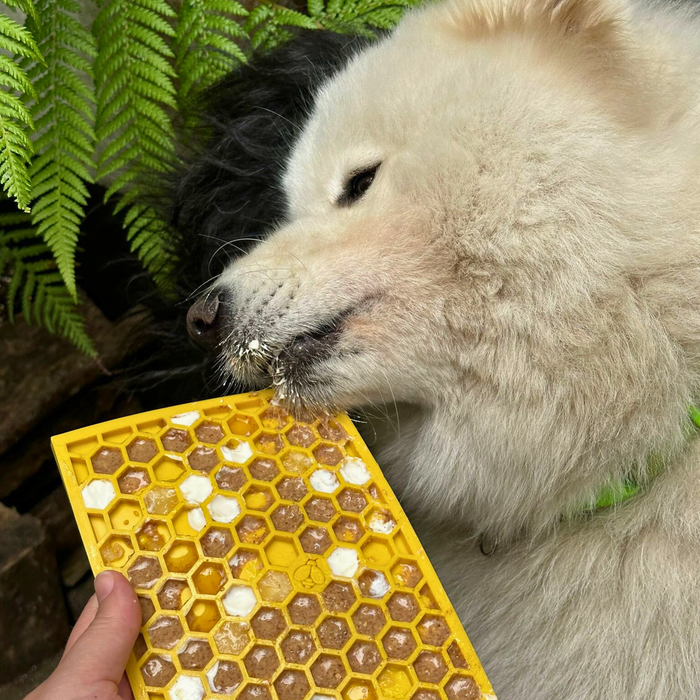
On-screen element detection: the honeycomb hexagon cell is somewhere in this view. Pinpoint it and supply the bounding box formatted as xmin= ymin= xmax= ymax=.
xmin=254 ymin=432 xmax=284 ymax=455
xmin=127 ymin=555 xmax=162 ymax=590
xmin=387 ymin=592 xmax=420 ymax=623
xmin=136 ymin=520 xmax=169 ymax=552
xmin=194 ymin=421 xmax=225 ymax=444
xmin=236 ymin=515 xmax=269 ymax=544
xmin=448 ymin=641 xmax=469 ymax=668
xmin=347 ymin=640 xmax=382 ymax=674
xmin=117 ymin=468 xmax=151 ymax=495
xmin=91 ymin=446 xmax=124 ymax=474
xmin=417 ymin=614 xmax=451 ymax=646
xmin=144 ymin=486 xmax=178 ymax=515
xmin=377 ymin=665 xmax=414 ymax=700
xmin=152 ymin=456 xmax=185 ymax=483
xmin=161 ymin=428 xmax=192 ymax=453
xmin=260 ymin=405 xmax=290 ymax=430
xmin=362 ymin=537 xmax=394 ymax=568
xmin=138 ymin=595 xmax=156 ymax=625
xmin=419 ymin=584 xmax=439 ymax=610
xmin=147 ymin=615 xmax=184 ymax=649
xmin=281 ymin=450 xmax=314 ymax=474
xmin=251 ymin=607 xmax=287 ymax=640
xmin=127 ymin=437 xmax=158 ymax=463
xmin=271 ymin=504 xmax=303 ymax=532
xmin=244 ymin=485 xmax=275 ymax=511
xmin=133 ymin=633 xmax=148 ymax=660
xmin=178 ymin=638 xmax=213 ymax=671
xmin=192 ymin=562 xmax=226 ymax=595
xmin=288 ymin=593 xmax=322 ymax=625
xmin=275 ymin=669 xmax=311 ymax=700
xmin=311 ymin=654 xmax=347 ymax=689
xmin=157 ymin=578 xmax=191 ymax=610
xmin=382 ymin=627 xmax=418 ymax=660
xmin=317 ymin=616 xmax=351 ymax=649
xmin=300 ymin=525 xmax=332 ymax=555
xmin=334 ymin=515 xmax=364 ymax=543
xmin=238 ymin=684 xmax=273 ymax=700
xmin=318 ymin=419 xmax=348 ymax=443
xmin=343 ymin=679 xmax=378 ymax=700
xmin=222 ymin=584 xmax=257 ymax=617
xmin=327 ymin=546 xmax=360 ymax=577
xmin=337 ymin=488 xmax=367 ymax=513
xmin=258 ymin=570 xmax=293 ymax=603
xmin=187 ymin=445 xmax=219 ymax=472
xmin=264 ymin=536 xmax=299 ymax=567
xmin=322 ymin=581 xmax=357 ymax=613
xmin=216 ymin=465 xmax=246 ymax=491
xmin=367 ymin=508 xmax=397 ymax=535
xmin=444 ymin=675 xmax=481 ymax=700
xmin=199 ymin=527 xmax=234 ymax=558
xmin=411 ymin=691 xmax=441 ymax=700
xmin=244 ymin=644 xmax=280 ymax=679
xmin=305 ymin=496 xmax=336 ymax=522
xmin=277 ymin=476 xmax=308 ymax=502
xmin=352 ymin=604 xmax=387 ymax=637
xmin=100 ymin=535 xmax=134 ymax=567
xmin=249 ymin=457 xmax=280 ymax=481
xmin=164 ymin=540 xmax=198 ymax=574
xmin=185 ymin=599 xmax=220 ymax=633
xmin=413 ymin=651 xmax=448 ymax=683
xmin=207 ymin=660 xmax=244 ymax=694
xmin=140 ymin=654 xmax=176 ymax=687
xmin=392 ymin=560 xmax=423 ymax=588
xmin=108 ymin=499 xmax=143 ymax=532
xmin=213 ymin=620 xmax=251 ymax=655
xmin=281 ymin=630 xmax=316 ymax=663
xmin=313 ymin=443 xmax=343 ymax=466
xmin=230 ymin=548 xmax=264 ymax=580
xmin=285 ymin=424 xmax=316 ymax=448
xmin=228 ymin=414 xmax=258 ymax=436
xmin=179 ymin=474 xmax=213 ymax=505
xmin=358 ymin=570 xmax=391 ymax=599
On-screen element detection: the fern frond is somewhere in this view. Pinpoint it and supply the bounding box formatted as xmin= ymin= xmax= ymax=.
xmin=25 ymin=0 xmax=97 ymax=300
xmin=93 ymin=0 xmax=177 ymax=291
xmin=244 ymin=5 xmax=319 ymax=51
xmin=0 ymin=10 xmax=43 ymax=211
xmin=0 ymin=208 xmax=95 ymax=355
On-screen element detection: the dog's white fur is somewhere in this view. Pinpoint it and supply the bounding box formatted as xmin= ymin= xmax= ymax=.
xmin=217 ymin=0 xmax=700 ymax=696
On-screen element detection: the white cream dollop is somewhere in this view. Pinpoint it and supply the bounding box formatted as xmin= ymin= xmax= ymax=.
xmin=171 ymin=410 xmax=201 ymax=426
xmin=340 ymin=456 xmax=371 ymax=485
xmin=81 ymin=479 xmax=116 ymax=510
xmin=208 ymin=494 xmax=241 ymax=523
xmin=180 ymin=474 xmax=213 ymax=504
xmin=368 ymin=571 xmax=390 ymax=598
xmin=222 ymin=585 xmax=257 ymax=616
xmin=187 ymin=507 xmax=206 ymax=532
xmin=221 ymin=441 xmax=253 ymax=464
xmin=309 ymin=469 xmax=339 ymax=493
xmin=327 ymin=546 xmax=359 ymax=577
xmin=368 ymin=510 xmax=396 ymax=534
xmin=170 ymin=675 xmax=205 ymax=700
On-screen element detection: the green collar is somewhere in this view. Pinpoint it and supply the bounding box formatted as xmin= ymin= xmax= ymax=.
xmin=587 ymin=405 xmax=700 ymax=512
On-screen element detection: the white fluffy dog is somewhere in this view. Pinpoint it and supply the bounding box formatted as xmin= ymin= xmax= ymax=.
xmin=179 ymin=0 xmax=700 ymax=696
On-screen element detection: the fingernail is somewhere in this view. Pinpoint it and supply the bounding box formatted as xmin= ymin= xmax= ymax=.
xmin=95 ymin=570 xmax=115 ymax=603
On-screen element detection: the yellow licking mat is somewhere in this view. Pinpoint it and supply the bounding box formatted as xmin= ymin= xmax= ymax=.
xmin=51 ymin=389 xmax=495 ymax=700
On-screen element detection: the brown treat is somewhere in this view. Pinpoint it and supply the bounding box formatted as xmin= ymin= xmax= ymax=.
xmin=310 ymin=654 xmax=346 ymax=688
xmin=411 ymin=691 xmax=441 ymax=700
xmin=387 ymin=592 xmax=420 ymax=622
xmin=210 ymin=660 xmax=244 ymax=694
xmin=313 ymin=444 xmax=343 ymax=466
xmin=249 ymin=457 xmax=280 ymax=481
xmin=271 ymin=504 xmax=303 ymax=532
xmin=91 ymin=447 xmax=123 ymax=474
xmin=299 ymin=526 xmax=332 ymax=555
xmin=161 ymin=428 xmax=191 ymax=453
xmin=394 ymin=561 xmax=422 ymax=587
xmin=383 ymin=627 xmax=417 ymax=660
xmin=282 ymin=451 xmax=313 ymax=474
xmin=157 ymin=579 xmax=189 ymax=610
xmin=281 ymin=630 xmax=315 ymax=663
xmin=133 ymin=634 xmax=148 ymax=659
xmin=347 ymin=640 xmax=381 ymax=674
xmin=195 ymin=421 xmax=225 ymax=444
xmin=238 ymin=685 xmax=273 ymax=700
xmin=255 ymin=433 xmax=284 ymax=454
xmin=251 ymin=607 xmax=287 ymax=640
xmin=333 ymin=515 xmax=364 ymax=543
xmin=236 ymin=515 xmax=269 ymax=544
xmin=200 ymin=527 xmax=234 ymax=558
xmin=445 ymin=675 xmax=481 ymax=700
xmin=216 ymin=465 xmax=247 ymax=491
xmin=188 ymin=445 xmax=219 ymax=472
xmin=136 ymin=520 xmax=167 ymax=551
xmin=127 ymin=438 xmax=158 ymax=463
xmin=305 ymin=496 xmax=335 ymax=522
xmin=117 ymin=468 xmax=150 ymax=495
xmin=286 ymin=424 xmax=316 ymax=448
xmin=317 ymin=418 xmax=348 ymax=442
xmin=229 ymin=549 xmax=262 ymax=579
xmin=178 ymin=638 xmax=213 ymax=670
xmin=274 ymin=670 xmax=311 ymax=700
xmin=417 ymin=614 xmax=451 ymax=646
xmin=337 ymin=488 xmax=367 ymax=512
xmin=322 ymin=581 xmax=356 ymax=613
xmin=276 ymin=476 xmax=308 ymax=502
xmin=140 ymin=654 xmax=176 ymax=687
xmin=244 ymin=644 xmax=280 ymax=679
xmin=138 ymin=596 xmax=155 ymax=624
xmin=359 ymin=570 xmax=390 ymax=599
xmin=127 ymin=555 xmax=162 ymax=590
xmin=448 ymin=641 xmax=469 ymax=668
xmin=260 ymin=406 xmax=290 ymax=429
xmin=352 ymin=603 xmax=386 ymax=636
xmin=288 ymin=593 xmax=321 ymax=625
xmin=317 ymin=617 xmax=351 ymax=649
xmin=147 ymin=615 xmax=184 ymax=649
xmin=414 ymin=651 xmax=448 ymax=683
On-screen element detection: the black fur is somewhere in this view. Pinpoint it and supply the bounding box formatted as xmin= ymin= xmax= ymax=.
xmin=143 ymin=30 xmax=373 ymax=403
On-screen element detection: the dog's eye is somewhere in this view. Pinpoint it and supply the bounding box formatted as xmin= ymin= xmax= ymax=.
xmin=339 ymin=164 xmax=380 ymax=206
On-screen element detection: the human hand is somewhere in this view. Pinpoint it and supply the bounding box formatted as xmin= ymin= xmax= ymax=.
xmin=26 ymin=570 xmax=141 ymax=700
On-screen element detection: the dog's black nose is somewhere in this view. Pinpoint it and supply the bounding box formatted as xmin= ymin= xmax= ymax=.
xmin=186 ymin=292 xmax=226 ymax=349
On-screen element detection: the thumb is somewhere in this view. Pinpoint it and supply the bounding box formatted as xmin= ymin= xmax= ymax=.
xmin=59 ymin=570 xmax=141 ymax=688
